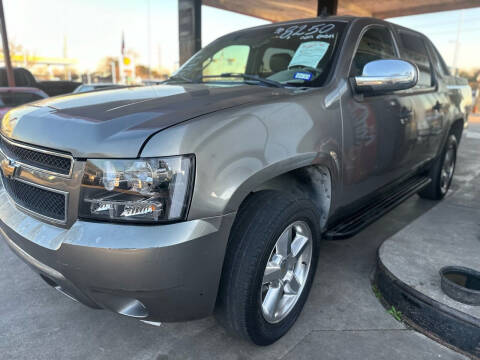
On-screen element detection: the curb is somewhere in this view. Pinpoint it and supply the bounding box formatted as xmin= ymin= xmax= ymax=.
xmin=375 ymin=253 xmax=480 ymax=359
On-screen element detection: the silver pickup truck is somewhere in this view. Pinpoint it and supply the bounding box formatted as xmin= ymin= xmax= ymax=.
xmin=0 ymin=16 xmax=472 ymax=345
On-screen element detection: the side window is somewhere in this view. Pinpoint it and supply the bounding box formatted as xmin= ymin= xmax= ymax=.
xmin=351 ymin=27 xmax=396 ymax=76
xmin=202 ymin=45 xmax=250 ymax=76
xmin=399 ymin=32 xmax=433 ymax=88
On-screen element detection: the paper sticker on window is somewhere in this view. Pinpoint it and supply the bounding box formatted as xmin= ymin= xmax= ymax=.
xmin=288 ymin=41 xmax=330 ymax=69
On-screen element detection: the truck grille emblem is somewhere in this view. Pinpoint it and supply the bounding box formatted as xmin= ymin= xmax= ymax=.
xmin=0 ymin=158 xmax=17 ymax=178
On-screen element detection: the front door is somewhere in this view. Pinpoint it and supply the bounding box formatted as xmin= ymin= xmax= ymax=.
xmin=341 ymin=25 xmax=414 ymax=205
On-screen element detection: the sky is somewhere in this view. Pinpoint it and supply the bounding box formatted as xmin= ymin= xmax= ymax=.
xmin=3 ymin=0 xmax=268 ymax=72
xmin=2 ymin=0 xmax=480 ymax=73
xmin=389 ymin=8 xmax=480 ymax=71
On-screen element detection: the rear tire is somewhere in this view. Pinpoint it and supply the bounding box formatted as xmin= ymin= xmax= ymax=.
xmin=215 ymin=191 xmax=321 ymax=345
xmin=418 ymin=134 xmax=457 ymax=200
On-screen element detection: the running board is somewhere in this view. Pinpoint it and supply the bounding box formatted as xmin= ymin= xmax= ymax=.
xmin=325 ymin=176 xmax=431 ymax=240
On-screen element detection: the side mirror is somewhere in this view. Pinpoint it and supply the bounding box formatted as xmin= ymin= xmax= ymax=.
xmin=353 ymin=59 xmax=418 ymax=94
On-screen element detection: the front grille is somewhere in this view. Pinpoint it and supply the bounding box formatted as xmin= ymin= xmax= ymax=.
xmin=0 ymin=136 xmax=72 ymax=175
xmin=1 ymin=175 xmax=66 ymax=221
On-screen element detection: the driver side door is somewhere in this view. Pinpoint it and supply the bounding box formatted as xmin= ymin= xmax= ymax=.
xmin=341 ymin=25 xmax=414 ymax=205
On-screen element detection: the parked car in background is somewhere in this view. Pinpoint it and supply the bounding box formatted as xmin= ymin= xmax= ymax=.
xmin=0 ymin=16 xmax=472 ymax=345
xmin=0 ymin=87 xmax=48 ymax=117
xmin=72 ymin=83 xmax=131 ymax=93
xmin=143 ymin=79 xmax=164 ymax=85
xmin=0 ymin=67 xmax=81 ymax=96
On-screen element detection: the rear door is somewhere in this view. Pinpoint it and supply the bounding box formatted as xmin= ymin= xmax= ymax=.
xmin=425 ymin=40 xmax=456 ymax=156
xmin=395 ymin=30 xmax=444 ymax=165
xmin=341 ymin=25 xmax=414 ymax=203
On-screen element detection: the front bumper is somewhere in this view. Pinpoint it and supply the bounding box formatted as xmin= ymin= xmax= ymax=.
xmin=0 ymin=190 xmax=235 ymax=322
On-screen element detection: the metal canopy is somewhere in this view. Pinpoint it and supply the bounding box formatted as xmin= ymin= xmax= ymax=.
xmin=203 ymin=0 xmax=480 ymax=21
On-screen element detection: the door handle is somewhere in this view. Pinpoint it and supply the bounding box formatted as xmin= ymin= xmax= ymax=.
xmin=433 ymin=101 xmax=442 ymax=111
xmin=399 ymin=108 xmax=413 ymax=125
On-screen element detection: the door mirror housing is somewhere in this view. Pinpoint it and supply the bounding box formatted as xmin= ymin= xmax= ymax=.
xmin=353 ymin=59 xmax=418 ymax=94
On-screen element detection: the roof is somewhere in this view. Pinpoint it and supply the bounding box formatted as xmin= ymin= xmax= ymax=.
xmin=203 ymin=0 xmax=480 ymax=21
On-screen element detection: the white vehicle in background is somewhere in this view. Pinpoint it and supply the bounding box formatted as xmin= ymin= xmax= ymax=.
xmin=72 ymin=83 xmax=131 ymax=93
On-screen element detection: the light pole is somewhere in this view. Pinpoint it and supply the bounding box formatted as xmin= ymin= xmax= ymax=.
xmin=111 ymin=61 xmax=117 ymax=84
xmin=0 ymin=0 xmax=14 ymax=87
xmin=147 ymin=0 xmax=152 ymax=80
xmin=452 ymin=11 xmax=464 ymax=75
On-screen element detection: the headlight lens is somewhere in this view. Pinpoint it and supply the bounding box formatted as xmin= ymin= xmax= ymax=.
xmin=79 ymin=155 xmax=194 ymax=223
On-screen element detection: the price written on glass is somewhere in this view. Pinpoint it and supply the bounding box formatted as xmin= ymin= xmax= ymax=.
xmin=274 ymin=23 xmax=336 ymax=40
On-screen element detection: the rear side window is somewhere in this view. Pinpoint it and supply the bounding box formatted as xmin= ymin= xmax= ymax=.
xmin=351 ymin=26 xmax=396 ymax=76
xmin=398 ymin=32 xmax=433 ymax=88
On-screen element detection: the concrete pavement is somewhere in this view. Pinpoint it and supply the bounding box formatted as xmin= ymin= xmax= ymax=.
xmin=2 ymin=125 xmax=479 ymax=359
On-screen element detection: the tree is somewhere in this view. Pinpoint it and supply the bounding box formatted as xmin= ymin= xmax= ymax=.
xmin=458 ymin=68 xmax=479 ymax=91
xmin=96 ymin=56 xmax=120 ymax=82
xmin=135 ymin=64 xmax=161 ymax=79
xmin=0 ymin=40 xmax=37 ymax=67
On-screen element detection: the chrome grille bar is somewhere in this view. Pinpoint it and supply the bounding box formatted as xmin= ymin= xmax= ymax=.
xmin=0 ymin=135 xmax=73 ymax=177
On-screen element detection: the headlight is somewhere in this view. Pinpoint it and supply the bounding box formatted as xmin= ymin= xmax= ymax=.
xmin=79 ymin=155 xmax=194 ymax=223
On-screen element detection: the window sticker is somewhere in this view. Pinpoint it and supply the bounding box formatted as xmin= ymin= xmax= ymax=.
xmin=274 ymin=23 xmax=336 ymax=40
xmin=293 ymin=72 xmax=313 ymax=81
xmin=288 ymin=41 xmax=330 ymax=69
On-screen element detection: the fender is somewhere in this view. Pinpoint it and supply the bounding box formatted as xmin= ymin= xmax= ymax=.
xmin=140 ymin=95 xmax=343 ymax=221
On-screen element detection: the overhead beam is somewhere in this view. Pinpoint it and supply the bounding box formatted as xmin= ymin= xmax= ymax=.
xmin=338 ymin=1 xmax=372 ymax=17
xmin=373 ymin=0 xmax=480 ymax=18
xmin=203 ymin=0 xmax=479 ymax=23
xmin=178 ymin=0 xmax=202 ymax=66
xmin=203 ymin=0 xmax=317 ymax=22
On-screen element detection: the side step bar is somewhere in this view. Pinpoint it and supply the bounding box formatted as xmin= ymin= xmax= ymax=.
xmin=325 ymin=176 xmax=431 ymax=240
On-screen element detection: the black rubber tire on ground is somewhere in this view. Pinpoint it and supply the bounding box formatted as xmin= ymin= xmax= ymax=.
xmin=215 ymin=191 xmax=321 ymax=345
xmin=418 ymin=134 xmax=457 ymax=200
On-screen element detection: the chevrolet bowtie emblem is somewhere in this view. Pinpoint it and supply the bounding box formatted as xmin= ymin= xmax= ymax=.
xmin=0 ymin=159 xmax=17 ymax=178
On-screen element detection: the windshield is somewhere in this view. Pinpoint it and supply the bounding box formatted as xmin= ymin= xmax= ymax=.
xmin=171 ymin=21 xmax=346 ymax=88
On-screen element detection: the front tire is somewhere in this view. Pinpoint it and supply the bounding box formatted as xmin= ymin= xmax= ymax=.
xmin=419 ymin=134 xmax=457 ymax=200
xmin=215 ymin=191 xmax=321 ymax=345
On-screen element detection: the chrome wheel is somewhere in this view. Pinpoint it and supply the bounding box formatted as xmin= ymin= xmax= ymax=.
xmin=260 ymin=221 xmax=313 ymax=324
xmin=440 ymin=145 xmax=455 ymax=194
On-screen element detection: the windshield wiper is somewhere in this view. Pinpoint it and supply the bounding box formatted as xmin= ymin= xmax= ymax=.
xmin=200 ymin=73 xmax=284 ymax=88
xmin=162 ymin=74 xmax=195 ymax=83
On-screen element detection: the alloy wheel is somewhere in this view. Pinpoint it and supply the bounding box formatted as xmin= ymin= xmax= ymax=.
xmin=440 ymin=145 xmax=456 ymax=194
xmin=260 ymin=221 xmax=313 ymax=324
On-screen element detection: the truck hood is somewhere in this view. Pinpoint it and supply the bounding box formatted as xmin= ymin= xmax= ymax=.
xmin=1 ymin=84 xmax=282 ymax=158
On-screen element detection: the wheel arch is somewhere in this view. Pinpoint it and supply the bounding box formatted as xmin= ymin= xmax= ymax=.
xmin=450 ymin=117 xmax=465 ymax=143
xmin=248 ymin=165 xmax=333 ymax=229
xmin=434 ymin=116 xmax=465 ymax=162
xmin=226 ymin=151 xmax=340 ymax=231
